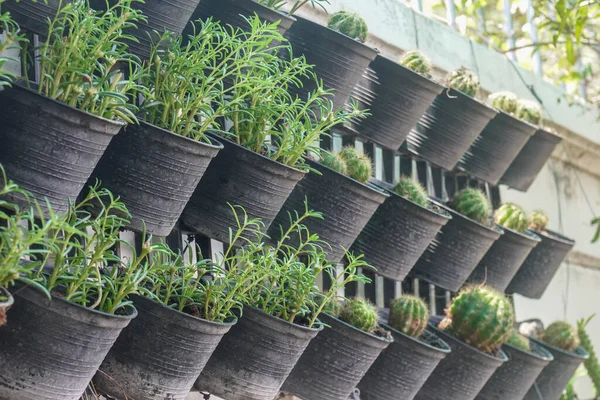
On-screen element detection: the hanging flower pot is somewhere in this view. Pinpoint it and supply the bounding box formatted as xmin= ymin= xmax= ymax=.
xmin=358 ymin=326 xmax=451 ymax=400
xmin=1 ymin=0 xmax=67 ymax=35
xmin=89 ymin=122 xmax=222 ymax=237
xmin=506 ymin=230 xmax=575 ymax=299
xmin=0 ymin=286 xmax=136 ymax=400
xmin=93 ymin=295 xmax=235 ymax=400
xmin=0 ymin=287 xmax=14 ymax=327
xmin=195 ymin=306 xmax=321 ymax=400
xmin=500 ymin=128 xmax=563 ymax=191
xmin=281 ymin=313 xmax=392 ymax=400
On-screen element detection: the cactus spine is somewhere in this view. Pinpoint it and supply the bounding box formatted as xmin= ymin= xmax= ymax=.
xmin=494 ymin=203 xmax=530 ymax=233
xmin=393 ymin=176 xmax=429 ymax=207
xmin=516 ymin=99 xmax=543 ymax=125
xmin=388 ymin=295 xmax=429 ymax=338
xmin=578 ymin=315 xmax=600 ymax=397
xmin=446 ymin=67 xmax=480 ymax=98
xmin=540 ymin=321 xmax=580 ymax=352
xmin=529 ymin=210 xmax=549 ymax=232
xmin=320 ymin=151 xmax=348 ymax=176
xmin=339 ymin=147 xmax=372 ymax=184
xmin=338 ymin=298 xmax=379 ymax=333
xmin=399 ymin=50 xmax=432 ymax=76
xmin=328 ymin=11 xmax=368 ymax=43
xmin=507 ymin=329 xmax=531 ymax=352
xmin=450 ymin=188 xmax=491 ymax=224
xmin=489 ymin=91 xmax=519 ymax=115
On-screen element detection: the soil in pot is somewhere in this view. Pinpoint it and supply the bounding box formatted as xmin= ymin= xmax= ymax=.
xmin=268 ymin=159 xmax=389 ymax=263
xmin=506 ymin=230 xmax=575 ymax=299
xmin=195 ymin=306 xmax=321 ymax=400
xmin=0 ymin=285 xmax=136 ymax=400
xmin=89 ymin=122 xmax=223 ymax=237
xmin=0 ymin=287 xmax=14 ymax=327
xmin=468 ymin=228 xmax=541 ymax=293
xmin=412 ymin=202 xmax=503 ymax=292
xmin=93 ymin=295 xmax=235 ymax=400
xmin=281 ymin=313 xmax=393 ymax=400
xmin=2 ymin=0 xmax=66 ymax=36
xmin=357 ymin=326 xmax=451 ymax=400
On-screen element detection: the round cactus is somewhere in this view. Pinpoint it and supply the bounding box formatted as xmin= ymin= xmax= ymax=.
xmin=507 ymin=329 xmax=531 ymax=352
xmin=338 ymin=298 xmax=379 ymax=333
xmin=446 ymin=67 xmax=480 ymax=98
xmin=489 ymin=91 xmax=519 ymax=115
xmin=494 ymin=203 xmax=530 ymax=233
xmin=515 ymin=99 xmax=543 ymax=125
xmin=388 ymin=295 xmax=429 ymax=338
xmin=392 ymin=176 xmax=429 ymax=207
xmin=529 ymin=210 xmax=549 ymax=232
xmin=327 ymin=11 xmax=368 ymax=43
xmin=339 ymin=147 xmax=372 ymax=184
xmin=540 ymin=321 xmax=580 ymax=352
xmin=444 ymin=286 xmax=514 ymax=353
xmin=314 ymin=294 xmax=343 ymax=318
xmin=450 ymin=188 xmax=491 ymax=224
xmin=320 ymin=151 xmax=348 ymax=175
xmin=399 ymin=50 xmax=432 ymax=76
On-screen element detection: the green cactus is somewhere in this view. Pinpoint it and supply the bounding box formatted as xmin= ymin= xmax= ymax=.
xmin=320 ymin=151 xmax=348 ymax=176
xmin=489 ymin=91 xmax=519 ymax=115
xmin=577 ymin=315 xmax=600 ymax=397
xmin=444 ymin=286 xmax=514 ymax=353
xmin=515 ymin=99 xmax=543 ymax=125
xmin=327 ymin=11 xmax=368 ymax=43
xmin=494 ymin=203 xmax=530 ymax=233
xmin=529 ymin=210 xmax=549 ymax=232
xmin=338 ymin=298 xmax=379 ymax=333
xmin=399 ymin=50 xmax=432 ymax=76
xmin=388 ymin=295 xmax=429 ymax=338
xmin=540 ymin=321 xmax=580 ymax=352
xmin=450 ymin=188 xmax=491 ymax=224
xmin=392 ymin=176 xmax=429 ymax=207
xmin=339 ymin=147 xmax=372 ymax=184
xmin=507 ymin=329 xmax=531 ymax=352
xmin=315 ymin=295 xmax=343 ymax=318
xmin=446 ymin=67 xmax=480 ymax=98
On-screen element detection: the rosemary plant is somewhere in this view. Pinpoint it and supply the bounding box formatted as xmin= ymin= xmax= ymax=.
xmin=0 ymin=2 xmax=24 ymax=87
xmin=257 ymin=0 xmax=330 ymax=15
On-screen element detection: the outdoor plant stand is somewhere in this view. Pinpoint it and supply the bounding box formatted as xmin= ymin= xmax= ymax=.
xmin=1 ymin=0 xmax=66 ymax=35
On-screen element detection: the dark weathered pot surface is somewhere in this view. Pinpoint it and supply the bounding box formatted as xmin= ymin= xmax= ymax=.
xmin=2 ymin=0 xmax=67 ymax=35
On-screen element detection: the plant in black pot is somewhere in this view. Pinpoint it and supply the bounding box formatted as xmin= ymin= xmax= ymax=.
xmin=415 ymin=286 xmax=513 ymax=400
xmin=412 ymin=188 xmax=503 ymax=292
xmin=0 ymin=5 xmax=23 ymax=87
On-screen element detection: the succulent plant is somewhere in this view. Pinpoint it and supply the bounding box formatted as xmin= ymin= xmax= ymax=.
xmin=339 ymin=147 xmax=372 ymax=184
xmin=578 ymin=315 xmax=600 ymax=397
xmin=320 ymin=151 xmax=348 ymax=175
xmin=529 ymin=210 xmax=549 ymax=232
xmin=489 ymin=91 xmax=519 ymax=115
xmin=392 ymin=176 xmax=429 ymax=207
xmin=450 ymin=188 xmax=491 ymax=224
xmin=338 ymin=298 xmax=379 ymax=333
xmin=400 ymin=50 xmax=432 ymax=76
xmin=446 ymin=67 xmax=480 ymax=98
xmin=540 ymin=321 xmax=580 ymax=352
xmin=494 ymin=203 xmax=530 ymax=233
xmin=515 ymin=99 xmax=543 ymax=125
xmin=327 ymin=11 xmax=368 ymax=43
xmin=443 ymin=286 xmax=514 ymax=353
xmin=507 ymin=329 xmax=531 ymax=352
xmin=314 ymin=294 xmax=343 ymax=318
xmin=388 ymin=295 xmax=429 ymax=338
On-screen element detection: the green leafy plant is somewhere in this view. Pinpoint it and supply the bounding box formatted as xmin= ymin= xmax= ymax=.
xmin=506 ymin=329 xmax=531 ymax=352
xmin=577 ymin=314 xmax=600 ymax=397
xmin=540 ymin=321 xmax=581 ymax=352
xmin=388 ymin=295 xmax=429 ymax=338
xmin=399 ymin=50 xmax=432 ymax=76
xmin=327 ymin=11 xmax=368 ymax=43
xmin=338 ymin=147 xmax=372 ymax=184
xmin=392 ymin=176 xmax=429 ymax=207
xmin=489 ymin=91 xmax=519 ymax=115
xmin=320 ymin=151 xmax=348 ymax=175
xmin=0 ymin=2 xmax=25 ymax=87
xmin=530 ymin=210 xmax=549 ymax=232
xmin=338 ymin=298 xmax=379 ymax=333
xmin=446 ymin=67 xmax=480 ymax=97
xmin=257 ymin=0 xmax=330 ymax=15
xmin=515 ymin=99 xmax=543 ymax=125
xmin=494 ymin=203 xmax=530 ymax=233
xmin=450 ymin=188 xmax=491 ymax=224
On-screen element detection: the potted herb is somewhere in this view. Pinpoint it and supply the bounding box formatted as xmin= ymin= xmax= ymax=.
xmin=0 ymin=1 xmax=142 ymax=215
xmin=415 ymin=286 xmax=512 ymax=400
xmin=468 ymin=204 xmax=541 ymax=292
xmin=270 ymin=147 xmax=388 ymax=263
xmin=406 ymin=66 xmax=498 ymax=170
xmin=0 ymin=5 xmax=22 ymax=87
xmin=350 ymin=176 xmax=451 ymax=282
xmin=282 ymin=297 xmax=393 ymax=400
xmin=412 ymin=188 xmax=503 ymax=292
xmin=358 ymin=295 xmax=451 ymax=400
xmin=507 ymin=210 xmax=575 ymax=298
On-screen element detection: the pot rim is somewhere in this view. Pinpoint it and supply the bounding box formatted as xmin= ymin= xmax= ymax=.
xmin=429 ymin=323 xmax=509 ymax=362
xmin=491 ymin=108 xmax=539 ymax=132
xmin=441 ymin=87 xmax=500 ymax=116
xmin=0 ymin=287 xmax=14 ymax=308
xmin=375 ymin=54 xmax=443 ymax=91
xmin=496 ymin=225 xmax=542 ymax=243
xmin=244 ymin=0 xmax=297 ymax=22
xmin=381 ymin=323 xmax=451 ymax=353
xmin=243 ymin=304 xmax=324 ymax=333
xmin=535 ymin=127 xmax=563 ymax=143
xmin=533 ymin=229 xmax=576 ymax=246
xmin=530 ymin=337 xmax=589 ymax=360
xmin=137 ymin=120 xmax=224 ymax=151
xmin=433 ymin=200 xmax=504 ymax=235
xmin=504 ymin=339 xmax=554 ymax=362
xmin=324 ymin=313 xmax=394 ymax=343
xmin=309 ymin=159 xmax=390 ymax=199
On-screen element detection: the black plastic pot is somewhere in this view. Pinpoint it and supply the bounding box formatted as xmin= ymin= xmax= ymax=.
xmin=358 ymin=326 xmax=451 ymax=400
xmin=94 ymin=295 xmax=235 ymax=400
xmin=0 ymin=285 xmax=136 ymax=400
xmin=0 ymin=287 xmax=14 ymax=327
xmin=282 ymin=313 xmax=393 ymax=400
xmin=458 ymin=111 xmax=537 ymax=185
xmin=468 ymin=228 xmax=541 ymax=293
xmin=0 ymin=83 xmax=123 ymax=215
xmin=1 ymin=0 xmax=66 ymax=35
xmin=506 ymin=230 xmax=575 ymax=299
xmin=350 ymin=181 xmax=451 ymax=282
xmin=285 ymin=15 xmax=378 ymax=112
xmin=405 ymin=89 xmax=497 ymax=171
xmin=350 ymin=56 xmax=443 ymax=151
xmin=414 ymin=324 xmax=508 ymax=400
xmin=412 ymin=202 xmax=503 ymax=292
xmin=269 ymin=159 xmax=389 ymax=263
xmin=89 ymin=122 xmax=222 ymax=237
xmin=500 ymin=128 xmax=563 ymax=192
xmin=181 ymin=135 xmax=306 ymax=243
xmin=195 ymin=306 xmax=321 ymax=400
xmin=476 ymin=339 xmax=553 ymax=400
xmin=523 ymin=339 xmax=589 ymax=400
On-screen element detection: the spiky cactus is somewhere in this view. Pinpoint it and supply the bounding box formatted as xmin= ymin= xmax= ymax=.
xmin=516 ymin=99 xmax=543 ymax=125
xmin=388 ymin=295 xmax=429 ymax=338
xmin=450 ymin=188 xmax=491 ymax=224
xmin=315 ymin=295 xmax=343 ymax=318
xmin=507 ymin=329 xmax=531 ymax=352
xmin=529 ymin=210 xmax=549 ymax=232
xmin=399 ymin=50 xmax=432 ymax=76
xmin=320 ymin=151 xmax=348 ymax=175
xmin=338 ymin=298 xmax=379 ymax=333
xmin=443 ymin=286 xmax=514 ymax=353
xmin=540 ymin=321 xmax=580 ymax=352
xmin=494 ymin=203 xmax=530 ymax=233
xmin=392 ymin=176 xmax=429 ymax=207
xmin=489 ymin=91 xmax=518 ymax=115
xmin=339 ymin=147 xmax=372 ymax=184
xmin=578 ymin=315 xmax=600 ymax=397
xmin=327 ymin=11 xmax=368 ymax=43
xmin=446 ymin=67 xmax=480 ymax=98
